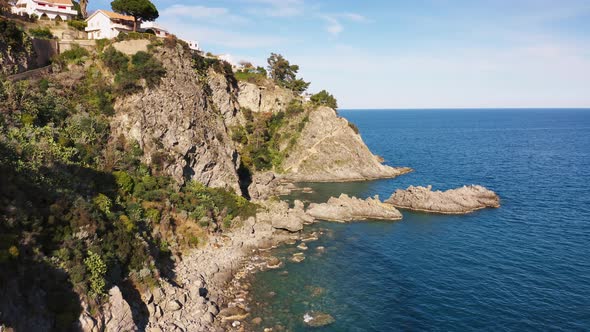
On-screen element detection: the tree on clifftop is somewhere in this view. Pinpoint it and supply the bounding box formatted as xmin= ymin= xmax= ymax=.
xmin=267 ymin=53 xmax=310 ymax=93
xmin=79 ymin=0 xmax=89 ymax=18
xmin=111 ymin=0 xmax=159 ymax=32
xmin=310 ymin=90 xmax=338 ymax=109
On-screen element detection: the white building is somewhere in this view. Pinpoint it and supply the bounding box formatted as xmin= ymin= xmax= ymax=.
xmin=85 ymin=10 xmax=134 ymax=40
xmin=11 ymin=0 xmax=78 ymax=21
xmin=140 ymin=21 xmax=169 ymax=38
xmin=184 ymin=40 xmax=200 ymax=51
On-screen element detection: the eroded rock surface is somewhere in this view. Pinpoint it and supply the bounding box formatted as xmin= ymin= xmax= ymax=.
xmin=257 ymin=200 xmax=314 ymax=232
xmin=307 ymin=194 xmax=403 ymax=222
xmin=237 ymin=81 xmax=295 ymax=113
xmin=281 ymin=107 xmax=412 ymax=182
xmin=385 ymin=185 xmax=500 ymax=214
xmin=104 ymin=286 xmax=138 ymax=332
xmin=111 ymin=45 xmax=242 ymax=194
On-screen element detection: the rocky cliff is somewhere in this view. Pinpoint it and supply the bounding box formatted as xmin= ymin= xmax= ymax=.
xmin=0 ymin=19 xmax=37 ymax=76
xmin=237 ymin=81 xmax=296 ymax=113
xmin=111 ymin=45 xmax=243 ymax=194
xmin=280 ymin=106 xmax=411 ymax=182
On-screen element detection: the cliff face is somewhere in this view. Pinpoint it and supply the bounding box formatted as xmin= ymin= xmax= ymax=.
xmin=0 ymin=20 xmax=37 ymax=76
xmin=280 ymin=106 xmax=411 ymax=182
xmin=237 ymin=81 xmax=295 ymax=113
xmin=111 ymin=46 xmax=242 ymax=194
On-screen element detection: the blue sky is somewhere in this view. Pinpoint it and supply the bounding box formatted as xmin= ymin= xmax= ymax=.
xmin=88 ymin=0 xmax=590 ymax=109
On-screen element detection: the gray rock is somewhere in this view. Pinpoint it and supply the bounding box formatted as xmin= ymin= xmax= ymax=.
xmin=307 ymin=194 xmax=403 ymax=222
xmin=104 ymin=286 xmax=138 ymax=332
xmin=281 ymin=106 xmax=412 ymax=182
xmin=257 ymin=200 xmax=313 ymax=232
xmin=238 ymin=81 xmax=296 ymax=114
xmin=166 ymin=300 xmax=183 ymax=311
xmin=111 ymin=46 xmax=242 ymax=194
xmin=385 ymin=185 xmax=500 ymax=214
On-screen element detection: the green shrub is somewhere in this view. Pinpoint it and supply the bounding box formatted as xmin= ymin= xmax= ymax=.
xmin=29 ymin=27 xmax=54 ymax=39
xmin=57 ymin=44 xmax=90 ymax=65
xmin=84 ymin=251 xmax=107 ymax=296
xmin=286 ymin=99 xmax=304 ymax=116
xmin=95 ymin=38 xmax=110 ymax=52
xmin=101 ymin=46 xmax=129 ymax=73
xmin=113 ymin=171 xmax=134 ymax=195
xmin=93 ymin=194 xmax=112 ymax=215
xmin=310 ymin=90 xmax=338 ymax=109
xmin=67 ymin=20 xmax=87 ymax=31
xmin=348 ymin=122 xmax=360 ymax=134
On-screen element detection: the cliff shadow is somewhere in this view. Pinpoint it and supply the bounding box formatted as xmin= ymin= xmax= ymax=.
xmin=237 ymin=161 xmax=252 ymax=200
xmin=0 ymin=260 xmax=83 ymax=332
xmin=118 ymin=280 xmax=149 ymax=331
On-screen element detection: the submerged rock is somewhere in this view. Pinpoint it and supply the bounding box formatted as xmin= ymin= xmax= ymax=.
xmin=385 ymin=185 xmax=500 ymax=214
xmin=307 ymin=194 xmax=403 ymax=222
xmin=290 ymin=253 xmax=306 ymax=263
xmin=303 ymin=311 xmax=335 ymax=327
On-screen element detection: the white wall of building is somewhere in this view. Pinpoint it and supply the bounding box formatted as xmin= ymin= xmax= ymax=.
xmin=12 ymin=0 xmax=77 ymax=20
xmin=85 ymin=11 xmax=132 ymax=40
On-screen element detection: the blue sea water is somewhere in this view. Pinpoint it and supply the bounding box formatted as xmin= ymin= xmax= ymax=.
xmin=248 ymin=109 xmax=590 ymax=331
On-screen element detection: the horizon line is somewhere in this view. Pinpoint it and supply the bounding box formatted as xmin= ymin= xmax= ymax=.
xmin=339 ymin=107 xmax=590 ymax=111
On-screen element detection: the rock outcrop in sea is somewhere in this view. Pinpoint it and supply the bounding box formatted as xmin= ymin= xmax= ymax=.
xmin=385 ymin=185 xmax=500 ymax=214
xmin=307 ymin=194 xmax=403 ymax=222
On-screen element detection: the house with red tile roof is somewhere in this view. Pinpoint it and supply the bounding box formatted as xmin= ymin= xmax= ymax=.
xmin=11 ymin=0 xmax=77 ymax=21
xmin=85 ymin=9 xmax=135 ymax=40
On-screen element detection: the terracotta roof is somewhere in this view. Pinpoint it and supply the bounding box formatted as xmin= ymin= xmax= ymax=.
xmin=98 ymin=9 xmax=134 ymax=22
xmin=37 ymin=0 xmax=74 ymax=5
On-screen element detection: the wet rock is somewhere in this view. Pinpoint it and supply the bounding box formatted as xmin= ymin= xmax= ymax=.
xmin=218 ymin=306 xmax=249 ymax=321
xmin=303 ymin=311 xmax=335 ymax=327
xmin=266 ymin=257 xmax=283 ymax=269
xmin=385 ymin=185 xmax=500 ymax=214
xmin=297 ymin=243 xmax=308 ymax=250
xmin=290 ymin=253 xmax=306 ymax=263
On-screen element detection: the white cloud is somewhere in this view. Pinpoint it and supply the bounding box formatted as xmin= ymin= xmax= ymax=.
xmin=324 ymin=16 xmax=343 ymax=36
xmin=156 ymin=19 xmax=285 ymax=49
xmin=244 ymin=0 xmax=305 ymax=17
xmin=161 ymin=5 xmax=248 ymax=24
xmin=321 ymin=12 xmax=369 ymax=36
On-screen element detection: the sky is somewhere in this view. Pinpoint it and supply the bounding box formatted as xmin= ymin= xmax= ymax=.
xmin=88 ymin=0 xmax=590 ymax=109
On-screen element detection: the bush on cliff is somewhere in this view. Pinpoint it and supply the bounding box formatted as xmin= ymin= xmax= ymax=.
xmin=28 ymin=27 xmax=54 ymax=39
xmin=310 ymin=90 xmax=338 ymax=109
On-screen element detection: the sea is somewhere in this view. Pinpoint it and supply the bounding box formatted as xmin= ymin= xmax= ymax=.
xmin=246 ymin=109 xmax=590 ymax=331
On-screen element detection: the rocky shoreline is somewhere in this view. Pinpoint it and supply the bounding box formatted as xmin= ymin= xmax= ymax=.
xmin=89 ymin=183 xmax=500 ymax=332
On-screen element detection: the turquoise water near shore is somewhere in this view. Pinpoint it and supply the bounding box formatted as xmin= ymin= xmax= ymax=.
xmin=248 ymin=109 xmax=590 ymax=331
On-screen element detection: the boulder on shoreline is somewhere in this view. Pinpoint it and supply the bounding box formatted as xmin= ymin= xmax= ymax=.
xmin=256 ymin=200 xmax=314 ymax=232
xmin=307 ymin=194 xmax=403 ymax=222
xmin=385 ymin=185 xmax=500 ymax=214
